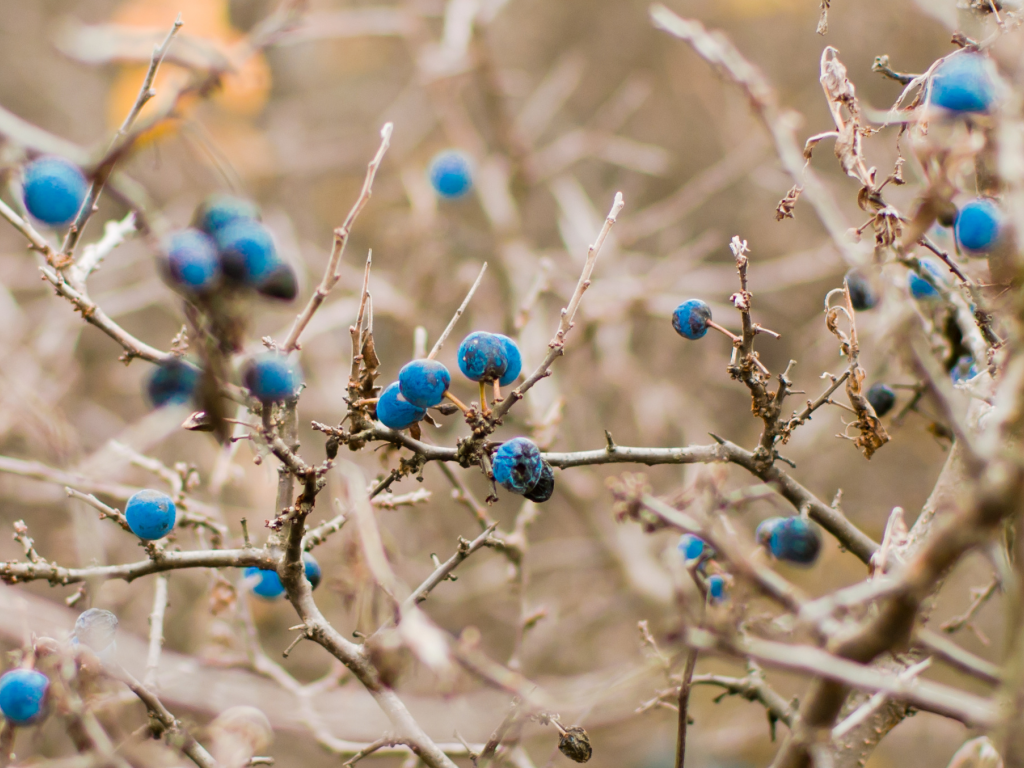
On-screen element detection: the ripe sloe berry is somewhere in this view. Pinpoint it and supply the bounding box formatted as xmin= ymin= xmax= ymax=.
xmin=245 ymin=567 xmax=285 ymax=599
xmin=376 ymin=381 xmax=426 ymax=430
xmin=755 ymin=518 xmax=783 ymax=547
xmin=908 ymin=260 xmax=944 ymax=300
xmin=216 ymin=220 xmax=279 ymax=287
xmin=768 ymin=517 xmax=821 ymax=565
xmin=930 ymin=53 xmax=997 ymax=114
xmin=73 ymin=608 xmax=118 ymax=655
xmin=955 ymin=199 xmax=1003 ymax=255
xmin=398 ymin=359 xmax=451 ymax=409
xmin=495 ymin=334 xmax=522 ymax=387
xmin=951 ymin=355 xmax=979 ymax=384
xmin=303 ymin=552 xmax=322 ymax=590
xmin=845 ymin=270 xmax=877 ymax=311
xmin=0 ymin=669 xmax=49 ymax=725
xmin=707 ymin=574 xmax=727 ymax=604
xmin=22 ymin=156 xmax=87 ymax=226
xmin=458 ymin=332 xmax=508 ymax=382
xmin=523 ymin=461 xmax=555 ymax=503
xmin=243 ymin=353 xmax=300 ymax=403
xmin=677 ymin=534 xmax=707 ymax=562
xmin=428 ymin=150 xmax=473 ymax=198
xmin=492 ymin=437 xmax=543 ymax=494
xmin=866 ymin=383 xmax=896 ymax=417
xmin=257 ymin=262 xmax=298 ymax=301
xmin=161 ymin=229 xmax=220 ymax=294
xmin=193 ymin=194 xmax=260 ymax=236
xmin=672 ymin=299 xmax=712 ymax=340
xmin=125 ymin=489 xmax=177 ymax=541
xmin=146 ymin=358 xmax=200 ymax=407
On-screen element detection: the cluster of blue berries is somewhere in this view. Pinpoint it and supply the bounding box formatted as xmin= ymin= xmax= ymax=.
xmin=0 ymin=668 xmax=49 ymax=725
xmin=245 ymin=552 xmax=322 ymax=600
xmin=491 ymin=437 xmax=555 ymax=502
xmin=21 ymin=156 xmax=88 ymax=227
xmin=428 ymin=150 xmax=474 ymax=199
xmin=755 ymin=517 xmax=821 ymax=566
xmin=676 ymin=534 xmax=727 ymax=604
xmin=160 ymin=194 xmax=297 ymax=302
xmin=125 ymin=489 xmax=177 ymax=541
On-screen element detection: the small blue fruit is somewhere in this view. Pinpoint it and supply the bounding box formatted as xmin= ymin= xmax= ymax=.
xmin=161 ymin=229 xmax=220 ymax=294
xmin=22 ymin=156 xmax=88 ymax=227
xmin=216 ymin=220 xmax=279 ymax=287
xmin=908 ymin=260 xmax=944 ymax=300
xmin=707 ymin=574 xmax=727 ymax=604
xmin=0 ymin=669 xmax=49 ymax=725
xmin=428 ymin=150 xmax=473 ymax=199
xmin=768 ymin=517 xmax=821 ymax=566
xmin=146 ymin=358 xmax=201 ymax=407
xmin=845 ymin=270 xmax=877 ymax=311
xmin=677 ymin=534 xmax=708 ymax=562
xmin=492 ymin=437 xmax=543 ymax=495
xmin=755 ymin=518 xmax=783 ymax=547
xmin=458 ymin=332 xmax=508 ymax=383
xmin=672 ymin=299 xmax=712 ymax=340
xmin=866 ymin=383 xmax=896 ymax=417
xmin=930 ymin=53 xmax=997 ymax=114
xmin=495 ymin=334 xmax=522 ymax=387
xmin=303 ymin=552 xmax=322 ymax=590
xmin=245 ymin=567 xmax=285 ymax=600
xmin=73 ymin=608 xmax=118 ymax=654
xmin=256 ymin=262 xmax=298 ymax=301
xmin=398 ymin=359 xmax=451 ymax=409
xmin=376 ymin=381 xmax=426 ymax=430
xmin=193 ymin=194 xmax=261 ymax=236
xmin=125 ymin=489 xmax=177 ymax=541
xmin=951 ymin=355 xmax=979 ymax=384
xmin=242 ymin=353 xmax=300 ymax=403
xmin=523 ymin=461 xmax=555 ymax=503
xmin=955 ymin=199 xmax=1003 ymax=255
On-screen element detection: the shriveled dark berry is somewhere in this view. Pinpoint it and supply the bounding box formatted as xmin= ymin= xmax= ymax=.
xmin=558 ymin=726 xmax=592 ymax=763
xmin=866 ymin=382 xmax=896 ymax=417
xmin=523 ymin=461 xmax=554 ymax=503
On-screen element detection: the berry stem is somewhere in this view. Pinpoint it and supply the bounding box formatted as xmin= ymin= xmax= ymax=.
xmin=706 ymin=320 xmax=741 ymax=343
xmin=480 ymin=381 xmax=491 ymax=416
xmin=443 ymin=390 xmax=470 ymax=414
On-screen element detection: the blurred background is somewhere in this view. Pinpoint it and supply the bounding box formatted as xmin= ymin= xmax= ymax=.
xmin=0 ymin=0 xmax=1004 ymax=767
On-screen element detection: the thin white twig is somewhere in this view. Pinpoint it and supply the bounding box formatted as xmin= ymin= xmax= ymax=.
xmin=427 ymin=262 xmax=488 ymax=360
xmin=144 ymin=575 xmax=170 ymax=689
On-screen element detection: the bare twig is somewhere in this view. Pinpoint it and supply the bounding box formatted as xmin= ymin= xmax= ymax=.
xmin=427 ymin=262 xmax=488 ymax=360
xmin=144 ymin=575 xmax=169 ymax=689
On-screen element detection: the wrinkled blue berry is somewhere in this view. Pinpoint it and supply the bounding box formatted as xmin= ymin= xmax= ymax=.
xmin=930 ymin=53 xmax=997 ymax=114
xmin=492 ymin=437 xmax=543 ymax=494
xmin=955 ymin=199 xmax=1003 ymax=255
xmin=125 ymin=489 xmax=177 ymax=541
xmin=845 ymin=270 xmax=877 ymax=311
xmin=866 ymin=383 xmax=896 ymax=417
xmin=908 ymin=260 xmax=944 ymax=300
xmin=672 ymin=299 xmax=712 ymax=340
xmin=768 ymin=517 xmax=821 ymax=565
xmin=193 ymin=194 xmax=261 ymax=236
xmin=398 ymin=359 xmax=451 ymax=409
xmin=161 ymin=229 xmax=220 ymax=294
xmin=0 ymin=669 xmax=49 ymax=725
xmin=678 ymin=534 xmax=708 ymax=562
xmin=376 ymin=381 xmax=426 ymax=430
xmin=22 ymin=156 xmax=88 ymax=227
xmin=707 ymin=574 xmax=727 ymax=604
xmin=523 ymin=461 xmax=555 ymax=503
xmin=243 ymin=353 xmax=300 ymax=403
xmin=951 ymin=355 xmax=980 ymax=384
xmin=245 ymin=567 xmax=285 ymax=599
xmin=495 ymin=335 xmax=522 ymax=387
xmin=216 ymin=220 xmax=279 ymax=287
xmin=458 ymin=332 xmax=508 ymax=383
xmin=146 ymin=358 xmax=201 ymax=407
xmin=755 ymin=518 xmax=783 ymax=547
xmin=428 ymin=150 xmax=473 ymax=199
xmin=73 ymin=608 xmax=118 ymax=654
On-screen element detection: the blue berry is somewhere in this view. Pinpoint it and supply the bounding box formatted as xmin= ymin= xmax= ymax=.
xmin=215 ymin=220 xmax=279 ymax=287
xmin=146 ymin=358 xmax=201 ymax=407
xmin=257 ymin=262 xmax=298 ymax=301
xmin=125 ymin=489 xmax=177 ymax=541
xmin=22 ymin=156 xmax=88 ymax=227
xmin=303 ymin=552 xmax=322 ymax=590
xmin=951 ymin=355 xmax=980 ymax=384
xmin=768 ymin=517 xmax=821 ymax=566
xmin=866 ymin=383 xmax=896 ymax=417
xmin=908 ymin=260 xmax=944 ymax=300
xmin=495 ymin=335 xmax=523 ymax=387
xmin=193 ymin=194 xmax=261 ymax=236
xmin=398 ymin=359 xmax=451 ymax=409
xmin=243 ymin=353 xmax=300 ymax=403
xmin=0 ymin=670 xmax=49 ymax=725
xmin=492 ymin=437 xmax=543 ymax=495
xmin=930 ymin=53 xmax=997 ymax=114
xmin=677 ymin=534 xmax=708 ymax=563
xmin=523 ymin=461 xmax=555 ymax=503
xmin=707 ymin=574 xmax=727 ymax=604
xmin=376 ymin=381 xmax=426 ymax=430
xmin=955 ymin=199 xmax=1003 ymax=255
xmin=845 ymin=270 xmax=877 ymax=311
xmin=73 ymin=608 xmax=118 ymax=654
xmin=161 ymin=229 xmax=220 ymax=294
xmin=672 ymin=299 xmax=712 ymax=340
xmin=245 ymin=567 xmax=285 ymax=600
xmin=428 ymin=150 xmax=473 ymax=199
xmin=755 ymin=518 xmax=783 ymax=547
xmin=458 ymin=332 xmax=508 ymax=382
